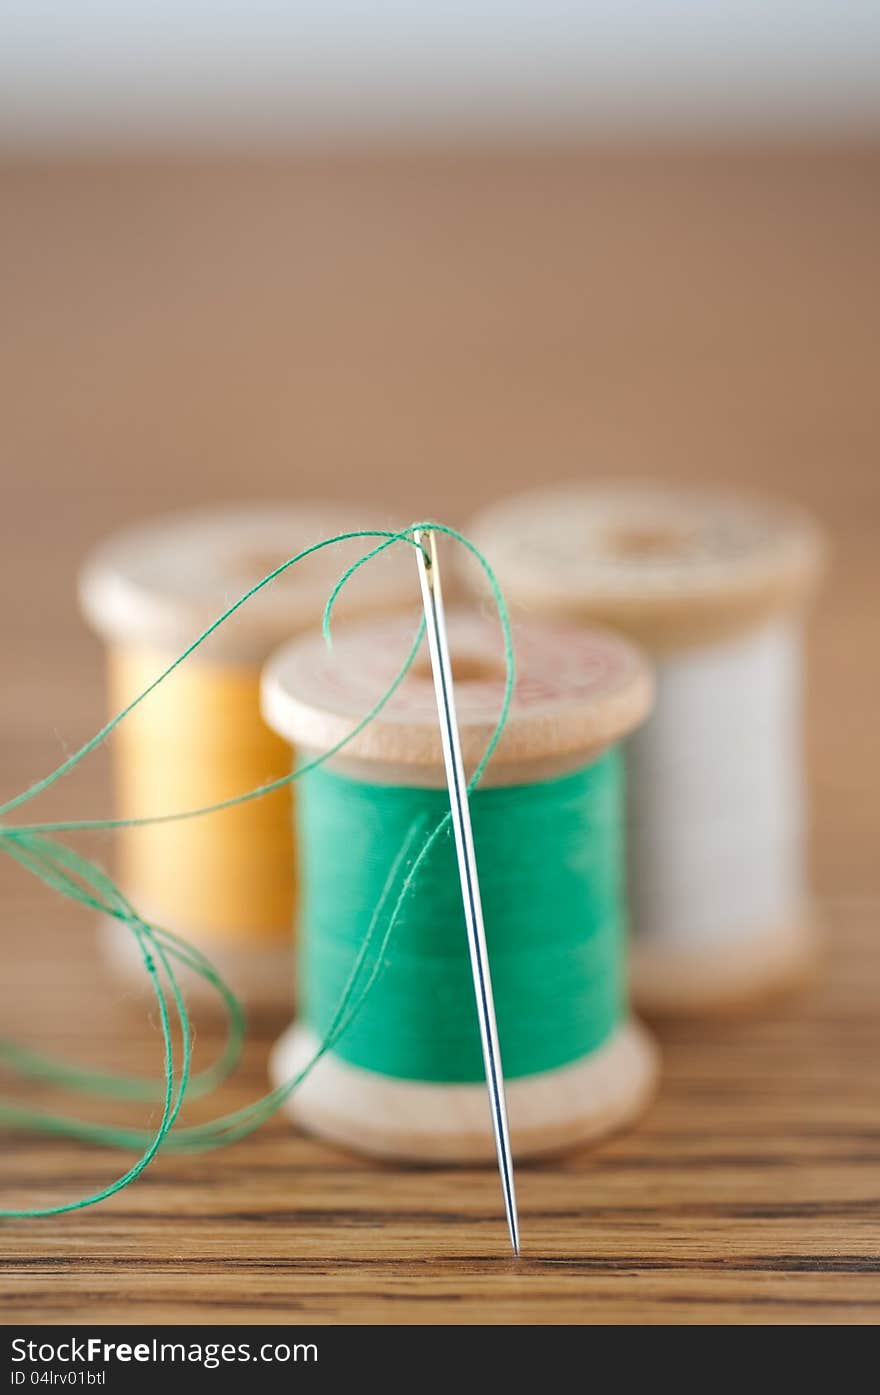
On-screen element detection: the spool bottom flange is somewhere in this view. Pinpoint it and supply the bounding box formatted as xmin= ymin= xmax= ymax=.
xmin=98 ymin=912 xmax=295 ymax=1016
xmin=270 ymin=1019 xmax=658 ymax=1163
xmin=630 ymin=912 xmax=818 ymax=1016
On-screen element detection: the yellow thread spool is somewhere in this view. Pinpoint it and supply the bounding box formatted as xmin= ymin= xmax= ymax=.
xmin=108 ymin=650 xmax=293 ymax=942
xmin=79 ymin=504 xmax=409 ymax=1009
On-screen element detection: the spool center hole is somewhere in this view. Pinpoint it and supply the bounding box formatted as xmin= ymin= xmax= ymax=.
xmin=410 ymin=652 xmax=506 ymax=685
xmin=606 ymin=524 xmax=693 ymax=559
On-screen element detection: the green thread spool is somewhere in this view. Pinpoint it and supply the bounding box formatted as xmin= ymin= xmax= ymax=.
xmin=262 ymin=610 xmax=659 ymax=1162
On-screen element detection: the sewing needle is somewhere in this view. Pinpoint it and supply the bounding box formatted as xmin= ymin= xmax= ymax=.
xmin=413 ymin=527 xmax=520 ymax=1257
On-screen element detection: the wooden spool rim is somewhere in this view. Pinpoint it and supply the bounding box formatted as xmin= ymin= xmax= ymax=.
xmin=630 ymin=911 xmax=818 ymax=1016
xmin=468 ymin=483 xmax=827 ymax=650
xmin=78 ymin=502 xmax=411 ymax=663
xmin=261 ymin=608 xmax=653 ymax=785
xmin=271 ymin=1019 xmax=658 ymax=1162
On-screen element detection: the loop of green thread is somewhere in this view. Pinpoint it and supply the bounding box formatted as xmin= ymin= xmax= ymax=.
xmin=0 ymin=523 xmax=515 ymax=1216
xmin=301 ymin=760 xmax=625 ymax=1084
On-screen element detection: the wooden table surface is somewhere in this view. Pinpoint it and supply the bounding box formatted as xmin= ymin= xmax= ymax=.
xmin=1 ymin=143 xmax=879 ymax=1324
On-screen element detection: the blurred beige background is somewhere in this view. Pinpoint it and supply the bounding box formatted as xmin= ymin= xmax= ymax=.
xmin=2 ymin=143 xmax=878 ymax=893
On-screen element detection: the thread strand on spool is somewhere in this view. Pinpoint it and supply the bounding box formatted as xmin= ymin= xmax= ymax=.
xmin=262 ymin=610 xmax=658 ymax=1162
xmin=468 ymin=483 xmax=827 ymax=1014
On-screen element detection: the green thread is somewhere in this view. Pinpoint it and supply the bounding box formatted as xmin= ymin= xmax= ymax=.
xmin=300 ymin=759 xmax=625 ymax=1083
xmin=0 ymin=523 xmax=515 ymax=1217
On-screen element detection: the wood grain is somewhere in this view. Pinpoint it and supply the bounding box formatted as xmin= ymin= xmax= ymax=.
xmin=1 ymin=143 xmax=879 ymax=1324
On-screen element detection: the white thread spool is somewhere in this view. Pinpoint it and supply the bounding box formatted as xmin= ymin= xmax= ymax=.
xmin=262 ymin=610 xmax=658 ymax=1162
xmin=468 ymin=485 xmax=826 ymax=1014
xmin=78 ymin=504 xmax=409 ymax=1010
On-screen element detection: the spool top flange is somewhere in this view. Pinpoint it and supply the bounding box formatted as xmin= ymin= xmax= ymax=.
xmin=79 ymin=504 xmax=411 ymax=665
xmin=262 ymin=609 xmax=652 ymax=787
xmin=468 ymin=484 xmax=826 ymax=649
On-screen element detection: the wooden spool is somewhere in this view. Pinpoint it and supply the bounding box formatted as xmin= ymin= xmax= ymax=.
xmin=262 ymin=609 xmax=658 ymax=1162
xmin=78 ymin=504 xmax=409 ymax=1009
xmin=469 ymin=484 xmax=827 ymax=1015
